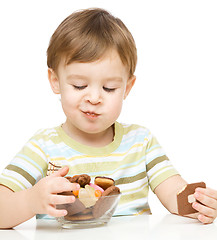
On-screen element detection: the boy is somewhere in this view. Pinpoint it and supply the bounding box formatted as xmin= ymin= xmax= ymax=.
xmin=0 ymin=8 xmax=216 ymax=229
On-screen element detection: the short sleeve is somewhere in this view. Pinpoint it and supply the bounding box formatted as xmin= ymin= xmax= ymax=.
xmin=0 ymin=138 xmax=48 ymax=192
xmin=145 ymin=132 xmax=179 ymax=192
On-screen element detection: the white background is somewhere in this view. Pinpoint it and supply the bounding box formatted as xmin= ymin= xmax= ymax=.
xmin=0 ymin=0 xmax=216 ymax=214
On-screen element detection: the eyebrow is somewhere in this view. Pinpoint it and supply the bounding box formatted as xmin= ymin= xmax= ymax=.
xmin=67 ymin=74 xmax=88 ymax=81
xmin=67 ymin=74 xmax=123 ymax=82
xmin=105 ymin=77 xmax=123 ymax=82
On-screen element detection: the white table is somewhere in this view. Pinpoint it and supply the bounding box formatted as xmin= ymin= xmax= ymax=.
xmin=1 ymin=214 xmax=217 ymax=240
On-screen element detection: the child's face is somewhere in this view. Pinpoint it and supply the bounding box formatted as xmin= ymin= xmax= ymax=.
xmin=49 ymin=49 xmax=135 ymax=137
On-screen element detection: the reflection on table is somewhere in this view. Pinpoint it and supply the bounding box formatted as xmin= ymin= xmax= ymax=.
xmin=1 ymin=214 xmax=217 ymax=240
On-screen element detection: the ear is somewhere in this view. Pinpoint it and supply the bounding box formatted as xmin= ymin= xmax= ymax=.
xmin=48 ymin=68 xmax=60 ymax=94
xmin=124 ymin=75 xmax=136 ymax=99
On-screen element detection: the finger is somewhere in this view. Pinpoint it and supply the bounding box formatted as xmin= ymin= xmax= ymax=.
xmin=49 ymin=194 xmax=75 ymax=205
xmin=192 ymin=201 xmax=216 ymax=218
xmin=195 ymin=187 xmax=217 ymax=200
xmin=50 ymin=166 xmax=69 ymax=178
xmin=197 ymin=214 xmax=214 ymax=224
xmin=194 ymin=191 xmax=217 ymax=210
xmin=47 ymin=205 xmax=68 ymax=217
xmin=51 ymin=181 xmax=80 ymax=194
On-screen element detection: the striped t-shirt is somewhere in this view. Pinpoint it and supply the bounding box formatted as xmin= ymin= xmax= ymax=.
xmin=0 ymin=122 xmax=179 ymax=218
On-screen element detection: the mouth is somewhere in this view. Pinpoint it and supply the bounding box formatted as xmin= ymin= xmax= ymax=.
xmin=82 ymin=111 xmax=100 ymax=119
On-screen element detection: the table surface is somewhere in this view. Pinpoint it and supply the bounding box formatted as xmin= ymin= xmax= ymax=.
xmin=1 ymin=214 xmax=217 ymax=240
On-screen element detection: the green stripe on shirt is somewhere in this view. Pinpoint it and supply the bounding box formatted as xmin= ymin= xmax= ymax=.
xmin=6 ymin=164 xmax=36 ymax=185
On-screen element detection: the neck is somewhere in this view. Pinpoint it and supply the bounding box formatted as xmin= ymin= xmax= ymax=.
xmin=62 ymin=122 xmax=115 ymax=147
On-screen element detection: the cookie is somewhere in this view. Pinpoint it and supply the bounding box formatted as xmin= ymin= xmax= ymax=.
xmin=101 ymin=185 xmax=120 ymax=196
xmin=77 ymin=207 xmax=93 ymax=215
xmin=65 ymin=198 xmax=86 ymax=216
xmin=56 ymin=198 xmax=86 ymax=216
xmin=177 ymin=182 xmax=206 ymax=216
xmin=64 ymin=212 xmax=94 ymax=221
xmin=92 ymin=186 xmax=120 ymax=218
xmin=94 ymin=176 xmax=115 ymax=190
xmin=70 ymin=174 xmax=91 ymax=187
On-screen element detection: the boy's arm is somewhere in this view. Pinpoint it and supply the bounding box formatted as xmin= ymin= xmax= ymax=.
xmin=0 ymin=166 xmax=79 ymax=229
xmin=154 ymin=174 xmax=187 ymax=215
xmin=154 ymin=175 xmax=217 ymax=224
xmin=0 ymin=185 xmax=35 ymax=229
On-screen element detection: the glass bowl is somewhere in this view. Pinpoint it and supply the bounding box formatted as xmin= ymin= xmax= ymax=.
xmin=56 ymin=194 xmax=121 ymax=228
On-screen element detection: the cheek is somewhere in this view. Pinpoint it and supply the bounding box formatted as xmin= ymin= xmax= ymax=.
xmin=61 ymin=94 xmax=70 ymax=107
xmin=60 ymin=91 xmax=77 ymax=111
xmin=107 ymin=94 xmax=124 ymax=114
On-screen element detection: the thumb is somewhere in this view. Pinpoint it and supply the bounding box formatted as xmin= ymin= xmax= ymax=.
xmin=50 ymin=166 xmax=69 ymax=178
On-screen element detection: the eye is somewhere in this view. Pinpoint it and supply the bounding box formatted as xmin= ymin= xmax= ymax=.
xmin=103 ymin=87 xmax=116 ymax=92
xmin=73 ymin=85 xmax=87 ymax=90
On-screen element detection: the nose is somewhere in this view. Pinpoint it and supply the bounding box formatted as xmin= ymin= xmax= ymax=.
xmin=85 ymin=87 xmax=102 ymax=105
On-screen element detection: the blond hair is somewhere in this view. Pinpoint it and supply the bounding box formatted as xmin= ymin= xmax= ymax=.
xmin=47 ymin=8 xmax=137 ymax=78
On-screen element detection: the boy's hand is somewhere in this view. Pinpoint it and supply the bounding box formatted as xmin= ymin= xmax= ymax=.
xmin=28 ymin=166 xmax=80 ymax=217
xmin=192 ymin=187 xmax=217 ymax=224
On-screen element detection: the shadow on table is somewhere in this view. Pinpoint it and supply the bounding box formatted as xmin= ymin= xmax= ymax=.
xmin=0 ymin=228 xmax=29 ymax=240
xmin=34 ymin=216 xmax=150 ymax=240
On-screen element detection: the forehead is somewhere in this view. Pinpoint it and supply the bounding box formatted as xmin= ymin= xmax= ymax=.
xmin=57 ymin=50 xmax=129 ymax=79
